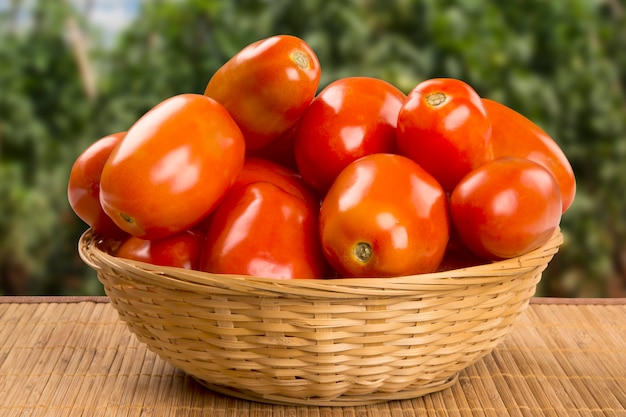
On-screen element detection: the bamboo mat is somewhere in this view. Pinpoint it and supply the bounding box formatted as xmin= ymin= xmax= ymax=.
xmin=0 ymin=297 xmax=624 ymax=417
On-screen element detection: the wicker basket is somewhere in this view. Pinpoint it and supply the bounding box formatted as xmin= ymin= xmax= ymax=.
xmin=78 ymin=228 xmax=562 ymax=406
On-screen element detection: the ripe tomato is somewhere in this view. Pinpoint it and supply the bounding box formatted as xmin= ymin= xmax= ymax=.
xmin=397 ymin=78 xmax=493 ymax=192
xmin=248 ymin=122 xmax=299 ymax=171
xmin=450 ymin=157 xmax=562 ymax=260
xmin=294 ymin=76 xmax=405 ymax=196
xmin=319 ymin=153 xmax=450 ymax=277
xmin=116 ymin=230 xmax=203 ymax=270
xmin=201 ymin=182 xmax=326 ymax=279
xmin=233 ymin=157 xmax=319 ymax=209
xmin=204 ymin=35 xmax=321 ymax=152
xmin=436 ymin=226 xmax=484 ymax=272
xmin=67 ymin=132 xmax=128 ymax=240
xmin=100 ymin=93 xmax=245 ymax=240
xmin=481 ymin=98 xmax=576 ymax=214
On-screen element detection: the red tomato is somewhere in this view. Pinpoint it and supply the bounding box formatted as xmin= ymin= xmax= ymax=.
xmin=201 ymin=182 xmax=326 ymax=279
xmin=294 ymin=76 xmax=406 ymax=196
xmin=449 ymin=157 xmax=562 ymax=260
xmin=319 ymin=153 xmax=450 ymax=277
xmin=436 ymin=226 xmax=484 ymax=272
xmin=204 ymin=35 xmax=321 ymax=152
xmin=397 ymin=78 xmax=493 ymax=192
xmin=100 ymin=93 xmax=245 ymax=240
xmin=481 ymin=98 xmax=576 ymax=214
xmin=233 ymin=157 xmax=319 ymax=209
xmin=67 ymin=132 xmax=128 ymax=240
xmin=248 ymin=122 xmax=299 ymax=171
xmin=116 ymin=230 xmax=203 ymax=270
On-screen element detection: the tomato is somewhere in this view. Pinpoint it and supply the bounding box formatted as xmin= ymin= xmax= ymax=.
xmin=436 ymin=226 xmax=484 ymax=272
xmin=116 ymin=229 xmax=203 ymax=270
xmin=294 ymin=76 xmax=405 ymax=196
xmin=248 ymin=122 xmax=299 ymax=171
xmin=201 ymin=182 xmax=326 ymax=279
xmin=67 ymin=132 xmax=128 ymax=240
xmin=233 ymin=157 xmax=319 ymax=209
xmin=204 ymin=35 xmax=321 ymax=152
xmin=319 ymin=153 xmax=450 ymax=277
xmin=397 ymin=78 xmax=493 ymax=192
xmin=481 ymin=98 xmax=576 ymax=214
xmin=100 ymin=93 xmax=245 ymax=240
xmin=449 ymin=156 xmax=562 ymax=261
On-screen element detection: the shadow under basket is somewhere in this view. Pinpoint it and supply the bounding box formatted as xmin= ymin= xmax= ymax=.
xmin=78 ymin=229 xmax=563 ymax=406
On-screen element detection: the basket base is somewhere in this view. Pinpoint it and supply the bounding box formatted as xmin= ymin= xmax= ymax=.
xmin=194 ymin=373 xmax=460 ymax=407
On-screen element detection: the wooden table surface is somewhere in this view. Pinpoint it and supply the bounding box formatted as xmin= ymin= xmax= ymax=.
xmin=0 ymin=296 xmax=624 ymax=417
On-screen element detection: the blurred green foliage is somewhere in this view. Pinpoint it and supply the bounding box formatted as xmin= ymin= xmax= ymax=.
xmin=1 ymin=0 xmax=625 ymax=296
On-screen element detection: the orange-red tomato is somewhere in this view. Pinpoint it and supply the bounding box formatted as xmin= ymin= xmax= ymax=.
xmin=67 ymin=132 xmax=128 ymax=240
xmin=233 ymin=157 xmax=319 ymax=209
xmin=319 ymin=153 xmax=450 ymax=277
xmin=100 ymin=93 xmax=245 ymax=240
xmin=450 ymin=157 xmax=562 ymax=260
xmin=204 ymin=35 xmax=321 ymax=152
xmin=481 ymin=98 xmax=576 ymax=214
xmin=115 ymin=230 xmax=203 ymax=270
xmin=248 ymin=122 xmax=299 ymax=171
xmin=201 ymin=182 xmax=326 ymax=279
xmin=294 ymin=76 xmax=406 ymax=196
xmin=397 ymin=78 xmax=493 ymax=192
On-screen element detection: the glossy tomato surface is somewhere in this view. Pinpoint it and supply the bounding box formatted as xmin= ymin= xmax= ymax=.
xmin=482 ymin=98 xmax=576 ymax=214
xmin=397 ymin=78 xmax=493 ymax=192
xmin=319 ymin=153 xmax=450 ymax=277
xmin=234 ymin=157 xmax=320 ymax=209
xmin=294 ymin=76 xmax=406 ymax=196
xmin=450 ymin=156 xmax=562 ymax=260
xmin=204 ymin=35 xmax=321 ymax=152
xmin=201 ymin=181 xmax=326 ymax=279
xmin=100 ymin=93 xmax=245 ymax=240
xmin=115 ymin=230 xmax=203 ymax=270
xmin=67 ymin=131 xmax=128 ymax=240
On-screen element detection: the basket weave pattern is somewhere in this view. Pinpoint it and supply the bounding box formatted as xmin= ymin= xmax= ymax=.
xmin=79 ymin=229 xmax=562 ymax=406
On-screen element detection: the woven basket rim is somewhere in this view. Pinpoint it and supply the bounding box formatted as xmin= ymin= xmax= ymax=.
xmin=79 ymin=228 xmax=562 ymax=298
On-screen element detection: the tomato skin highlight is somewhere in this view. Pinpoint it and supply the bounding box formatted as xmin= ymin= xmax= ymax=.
xmin=67 ymin=131 xmax=128 ymax=240
xmin=204 ymin=35 xmax=321 ymax=152
xmin=294 ymin=76 xmax=406 ymax=196
xmin=481 ymin=98 xmax=576 ymax=214
xmin=115 ymin=230 xmax=204 ymax=270
xmin=397 ymin=78 xmax=493 ymax=192
xmin=201 ymin=182 xmax=326 ymax=279
xmin=99 ymin=93 xmax=245 ymax=240
xmin=319 ymin=153 xmax=450 ymax=278
xmin=450 ymin=157 xmax=562 ymax=260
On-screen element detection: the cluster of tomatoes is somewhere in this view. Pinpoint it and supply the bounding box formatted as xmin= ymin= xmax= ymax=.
xmin=68 ymin=35 xmax=576 ymax=280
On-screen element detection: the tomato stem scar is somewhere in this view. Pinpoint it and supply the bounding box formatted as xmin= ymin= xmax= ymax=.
xmin=426 ymin=92 xmax=446 ymax=107
xmin=353 ymin=242 xmax=373 ymax=264
xmin=119 ymin=212 xmax=134 ymax=224
xmin=291 ymin=51 xmax=310 ymax=69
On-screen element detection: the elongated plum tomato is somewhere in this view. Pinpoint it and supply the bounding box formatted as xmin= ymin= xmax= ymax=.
xmin=319 ymin=153 xmax=450 ymax=278
xmin=201 ymin=182 xmax=326 ymax=279
xmin=115 ymin=230 xmax=203 ymax=270
xmin=99 ymin=94 xmax=245 ymax=240
xmin=481 ymin=98 xmax=576 ymax=214
xmin=397 ymin=78 xmax=493 ymax=192
xmin=204 ymin=35 xmax=321 ymax=152
xmin=233 ymin=157 xmax=319 ymax=209
xmin=67 ymin=131 xmax=128 ymax=240
xmin=450 ymin=157 xmax=562 ymax=261
xmin=294 ymin=76 xmax=406 ymax=196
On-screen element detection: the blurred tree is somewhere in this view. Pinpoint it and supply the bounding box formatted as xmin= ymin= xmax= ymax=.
xmin=1 ymin=0 xmax=625 ymax=296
